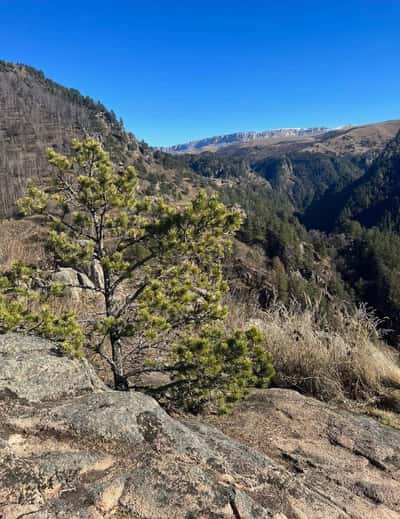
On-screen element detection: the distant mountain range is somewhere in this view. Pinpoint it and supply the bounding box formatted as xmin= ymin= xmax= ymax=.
xmin=164 ymin=127 xmax=331 ymax=153
xmin=163 ymin=122 xmax=400 ymax=158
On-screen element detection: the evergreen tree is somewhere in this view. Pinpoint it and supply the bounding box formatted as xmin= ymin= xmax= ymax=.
xmin=8 ymin=138 xmax=274 ymax=411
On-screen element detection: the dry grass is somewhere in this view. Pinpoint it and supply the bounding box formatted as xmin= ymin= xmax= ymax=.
xmin=229 ymin=299 xmax=400 ymax=404
xmin=367 ymin=408 xmax=400 ymax=430
xmin=0 ymin=219 xmax=47 ymax=271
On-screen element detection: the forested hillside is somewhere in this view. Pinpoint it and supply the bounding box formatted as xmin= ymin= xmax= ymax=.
xmin=336 ymin=130 xmax=400 ymax=231
xmin=158 ymin=125 xmax=400 ymax=344
xmin=0 ymin=60 xmax=141 ymax=214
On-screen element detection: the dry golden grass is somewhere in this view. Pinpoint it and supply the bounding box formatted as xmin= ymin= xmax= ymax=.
xmin=367 ymin=407 xmax=400 ymax=430
xmin=0 ymin=219 xmax=47 ymax=271
xmin=228 ymin=299 xmax=400 ymax=404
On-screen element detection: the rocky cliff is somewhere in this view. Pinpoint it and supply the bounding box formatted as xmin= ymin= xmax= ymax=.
xmin=1 ymin=333 xmax=400 ymax=518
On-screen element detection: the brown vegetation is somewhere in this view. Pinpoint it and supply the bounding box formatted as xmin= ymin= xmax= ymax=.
xmin=0 ymin=219 xmax=47 ymax=270
xmin=229 ymin=299 xmax=400 ymax=405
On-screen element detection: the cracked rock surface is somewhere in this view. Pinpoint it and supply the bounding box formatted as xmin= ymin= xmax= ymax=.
xmin=207 ymin=389 xmax=400 ymax=518
xmin=1 ymin=334 xmax=400 ymax=518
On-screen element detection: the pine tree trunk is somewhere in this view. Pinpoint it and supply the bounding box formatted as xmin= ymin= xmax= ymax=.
xmin=102 ymin=263 xmax=128 ymax=391
xmin=110 ymin=332 xmax=128 ymax=391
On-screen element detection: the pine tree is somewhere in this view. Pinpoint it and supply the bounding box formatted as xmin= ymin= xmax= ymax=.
xmin=10 ymin=138 xmax=274 ymax=411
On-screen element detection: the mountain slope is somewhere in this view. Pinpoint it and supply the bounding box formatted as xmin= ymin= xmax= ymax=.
xmin=338 ymin=129 xmax=400 ymax=231
xmin=0 ymin=60 xmax=141 ymax=215
xmin=303 ymin=129 xmax=400 ymax=231
xmin=166 ymin=121 xmax=400 ymax=216
xmin=308 ymin=119 xmax=400 ymax=158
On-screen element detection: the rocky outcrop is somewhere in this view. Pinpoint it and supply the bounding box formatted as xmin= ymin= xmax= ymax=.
xmin=50 ymin=262 xmax=105 ymax=302
xmin=0 ymin=334 xmax=270 ymax=518
xmin=1 ymin=333 xmax=400 ymax=518
xmin=0 ymin=333 xmax=105 ymax=402
xmin=208 ymin=389 xmax=400 ymax=519
xmin=51 ymin=268 xmax=96 ymax=302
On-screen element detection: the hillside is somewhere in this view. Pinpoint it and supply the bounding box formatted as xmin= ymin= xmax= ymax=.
xmin=337 ymin=129 xmax=400 ymax=231
xmin=216 ymin=121 xmax=400 ymax=212
xmin=302 ymin=129 xmax=400 ymax=231
xmin=165 ymin=121 xmax=400 ymax=216
xmin=0 ymin=60 xmax=141 ymax=215
xmin=308 ymin=120 xmax=400 ymax=157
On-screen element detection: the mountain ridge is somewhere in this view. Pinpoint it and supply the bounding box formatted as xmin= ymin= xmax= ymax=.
xmin=163 ymin=120 xmax=400 ymax=158
xmin=164 ymin=127 xmax=332 ymax=153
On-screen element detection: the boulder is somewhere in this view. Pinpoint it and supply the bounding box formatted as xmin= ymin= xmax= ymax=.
xmin=1 ymin=333 xmax=400 ymax=518
xmin=51 ymin=267 xmax=96 ymax=301
xmin=0 ymin=333 xmax=106 ymax=402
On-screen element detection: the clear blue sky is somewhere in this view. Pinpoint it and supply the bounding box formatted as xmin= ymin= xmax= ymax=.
xmin=1 ymin=1 xmax=399 ymax=146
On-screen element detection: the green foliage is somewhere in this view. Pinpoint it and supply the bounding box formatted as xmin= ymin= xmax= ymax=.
xmin=169 ymin=326 xmax=275 ymax=413
xmin=337 ymin=225 xmax=400 ymax=342
xmin=219 ymin=181 xmax=306 ymax=250
xmin=0 ymin=264 xmax=84 ymax=357
xmin=333 ymin=132 xmax=400 ymax=233
xmin=185 ymin=153 xmax=248 ymax=179
xmin=301 ymin=131 xmax=400 ymax=232
xmin=153 ymin=150 xmax=248 ymax=180
xmin=15 ymin=137 xmax=272 ymax=411
xmin=253 ymin=152 xmax=362 ymax=213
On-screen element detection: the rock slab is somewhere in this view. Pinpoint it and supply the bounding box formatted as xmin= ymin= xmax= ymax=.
xmin=1 ymin=333 xmax=400 ymax=518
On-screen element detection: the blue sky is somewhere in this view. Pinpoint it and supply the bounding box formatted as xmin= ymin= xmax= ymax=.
xmin=1 ymin=1 xmax=399 ymax=146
